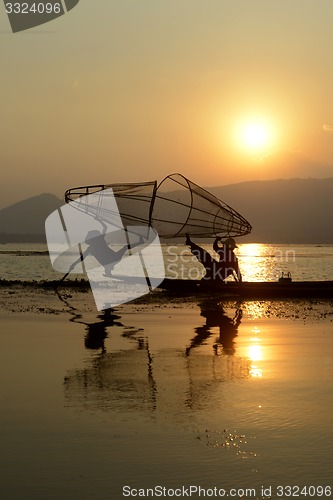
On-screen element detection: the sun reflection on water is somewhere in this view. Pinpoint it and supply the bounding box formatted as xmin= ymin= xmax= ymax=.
xmin=248 ymin=328 xmax=264 ymax=378
xmin=250 ymin=366 xmax=263 ymax=378
xmin=242 ymin=302 xmax=267 ymax=320
xmin=249 ymin=344 xmax=262 ymax=362
xmin=238 ymin=243 xmax=283 ymax=282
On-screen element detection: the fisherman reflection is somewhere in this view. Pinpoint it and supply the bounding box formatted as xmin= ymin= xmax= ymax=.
xmin=84 ymin=309 xmax=124 ymax=351
xmin=185 ymin=234 xmax=242 ymax=282
xmin=68 ymin=219 xmax=143 ymax=277
xmin=186 ymin=301 xmax=242 ymax=356
xmin=62 ymin=310 xmax=157 ymax=412
xmin=213 ymin=307 xmax=242 ymax=356
xmin=56 ymin=290 xmax=124 ymax=352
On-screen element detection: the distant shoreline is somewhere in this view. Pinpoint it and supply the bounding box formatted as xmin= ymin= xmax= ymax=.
xmin=0 ymin=233 xmax=46 ymax=243
xmin=1 ymin=235 xmax=333 ymax=245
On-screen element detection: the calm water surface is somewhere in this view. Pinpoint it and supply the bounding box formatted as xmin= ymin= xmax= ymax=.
xmin=0 ymin=302 xmax=333 ymax=499
xmin=1 ymin=243 xmax=333 ymax=281
xmin=1 ymin=243 xmax=333 ymax=498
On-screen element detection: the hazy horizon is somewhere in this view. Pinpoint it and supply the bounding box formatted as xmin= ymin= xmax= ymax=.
xmin=2 ymin=0 xmax=333 ymax=208
xmin=2 ymin=174 xmax=333 ymax=210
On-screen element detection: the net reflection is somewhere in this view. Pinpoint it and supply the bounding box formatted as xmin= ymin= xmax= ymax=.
xmin=62 ymin=300 xmax=253 ymax=419
xmin=64 ymin=338 xmax=157 ymax=414
xmin=56 ymin=290 xmax=157 ymax=412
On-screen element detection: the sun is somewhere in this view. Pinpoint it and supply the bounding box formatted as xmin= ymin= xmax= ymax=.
xmin=241 ymin=122 xmax=269 ymax=149
xmin=236 ymin=118 xmax=275 ymax=153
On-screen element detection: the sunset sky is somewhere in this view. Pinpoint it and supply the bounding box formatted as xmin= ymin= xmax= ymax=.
xmin=1 ymin=0 xmax=333 ymax=207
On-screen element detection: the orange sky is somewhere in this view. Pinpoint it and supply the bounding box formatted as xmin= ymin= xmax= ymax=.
xmin=1 ymin=0 xmax=333 ymax=207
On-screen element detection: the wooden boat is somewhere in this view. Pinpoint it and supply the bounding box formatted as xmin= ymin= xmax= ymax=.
xmin=15 ymin=275 xmax=331 ymax=300
xmin=158 ymin=278 xmax=333 ymax=299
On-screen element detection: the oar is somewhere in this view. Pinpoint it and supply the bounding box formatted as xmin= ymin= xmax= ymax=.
xmin=55 ymin=244 xmax=85 ymax=288
xmin=54 ymin=270 xmax=71 ymax=289
xmin=59 ymin=271 xmax=70 ymax=283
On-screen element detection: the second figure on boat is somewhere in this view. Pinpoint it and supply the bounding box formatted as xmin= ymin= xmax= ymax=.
xmin=185 ymin=234 xmax=242 ymax=282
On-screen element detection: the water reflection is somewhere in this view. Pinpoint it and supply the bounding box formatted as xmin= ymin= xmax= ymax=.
xmin=64 ymin=336 xmax=158 ymax=413
xmin=249 ymin=339 xmax=263 ymax=377
xmin=62 ymin=297 xmax=256 ymax=418
xmin=248 ymin=327 xmax=264 ymax=378
xmin=186 ymin=300 xmax=242 ymax=356
xmin=57 ymin=291 xmax=125 ymax=352
xmin=83 ymin=309 xmax=124 ymax=351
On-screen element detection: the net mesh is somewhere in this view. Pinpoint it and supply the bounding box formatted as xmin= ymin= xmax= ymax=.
xmin=64 ymin=174 xmax=252 ymax=239
xmin=65 ymin=182 xmax=157 ymax=227
xmin=152 ymin=174 xmax=251 ymax=238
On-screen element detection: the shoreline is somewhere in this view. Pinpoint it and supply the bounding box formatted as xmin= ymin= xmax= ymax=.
xmin=1 ymin=281 xmax=333 ymax=323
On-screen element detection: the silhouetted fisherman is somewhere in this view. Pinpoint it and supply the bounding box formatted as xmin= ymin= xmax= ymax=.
xmin=213 ymin=236 xmax=242 ymax=282
xmin=185 ymin=234 xmax=242 ymax=281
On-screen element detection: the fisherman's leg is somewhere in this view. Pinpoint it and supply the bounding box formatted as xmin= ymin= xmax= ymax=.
xmin=113 ymin=245 xmax=129 ymax=261
xmin=186 ymin=240 xmax=212 ymax=264
xmin=233 ymin=270 xmax=242 ymax=282
xmin=102 ymin=246 xmax=129 ymax=276
xmin=185 ymin=235 xmax=217 ymax=278
xmin=213 ymin=264 xmax=233 ymax=281
xmin=191 ymin=245 xmax=216 ymax=275
xmin=103 ymin=263 xmax=114 ymax=277
xmin=233 ymin=261 xmax=242 ymax=282
xmin=186 ymin=234 xmax=205 ymax=255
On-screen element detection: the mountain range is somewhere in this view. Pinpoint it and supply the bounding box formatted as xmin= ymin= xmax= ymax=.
xmin=209 ymin=178 xmax=333 ymax=244
xmin=0 ymin=193 xmax=62 ymax=242
xmin=0 ymin=178 xmax=332 ymax=243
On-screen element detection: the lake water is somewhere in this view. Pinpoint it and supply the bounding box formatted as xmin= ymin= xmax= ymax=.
xmin=0 ymin=243 xmax=333 ymax=499
xmin=0 ymin=301 xmax=333 ymax=499
xmin=1 ymin=243 xmax=333 ymax=282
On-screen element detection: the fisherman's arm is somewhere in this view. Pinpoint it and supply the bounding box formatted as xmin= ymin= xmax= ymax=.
xmin=213 ymin=237 xmax=222 ymax=253
xmin=99 ymin=219 xmax=108 ymax=235
xmin=93 ymin=214 xmax=108 ymax=235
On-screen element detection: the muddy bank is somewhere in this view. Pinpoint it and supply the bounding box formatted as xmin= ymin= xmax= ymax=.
xmin=0 ymin=281 xmax=333 ymax=322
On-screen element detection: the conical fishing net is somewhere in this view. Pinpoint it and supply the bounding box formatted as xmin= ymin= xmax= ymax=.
xmin=64 ymin=173 xmax=252 ymax=239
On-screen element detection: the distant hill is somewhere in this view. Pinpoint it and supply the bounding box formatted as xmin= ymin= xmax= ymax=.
xmin=0 ymin=179 xmax=333 ymax=243
xmin=208 ymin=178 xmax=333 ymax=244
xmin=0 ymin=193 xmax=62 ymax=243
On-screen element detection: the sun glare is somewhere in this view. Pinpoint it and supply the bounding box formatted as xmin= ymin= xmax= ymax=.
xmin=236 ymin=118 xmax=275 ymax=153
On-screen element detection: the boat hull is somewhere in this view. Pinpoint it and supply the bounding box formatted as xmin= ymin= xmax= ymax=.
xmin=158 ymin=279 xmax=333 ymax=299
